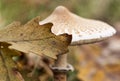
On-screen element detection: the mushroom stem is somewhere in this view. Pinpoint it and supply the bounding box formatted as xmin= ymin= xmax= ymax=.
xmin=55 ymin=53 xmax=67 ymax=67
xmin=53 ymin=53 xmax=67 ymax=81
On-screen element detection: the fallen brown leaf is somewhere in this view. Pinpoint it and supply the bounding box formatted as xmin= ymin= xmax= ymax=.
xmin=0 ymin=42 xmax=24 ymax=81
xmin=0 ymin=16 xmax=72 ymax=59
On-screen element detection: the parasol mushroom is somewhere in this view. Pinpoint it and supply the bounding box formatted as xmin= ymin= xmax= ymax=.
xmin=40 ymin=6 xmax=116 ymax=45
xmin=39 ymin=6 xmax=116 ymax=81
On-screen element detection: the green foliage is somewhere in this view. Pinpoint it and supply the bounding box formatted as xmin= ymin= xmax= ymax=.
xmin=0 ymin=0 xmax=120 ymax=26
xmin=68 ymin=71 xmax=81 ymax=81
xmin=105 ymin=0 xmax=120 ymax=22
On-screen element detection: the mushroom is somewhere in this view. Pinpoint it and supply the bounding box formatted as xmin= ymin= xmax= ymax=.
xmin=39 ymin=6 xmax=116 ymax=45
xmin=39 ymin=6 xmax=116 ymax=81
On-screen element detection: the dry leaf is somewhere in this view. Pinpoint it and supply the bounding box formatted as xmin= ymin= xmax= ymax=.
xmin=0 ymin=42 xmax=24 ymax=81
xmin=0 ymin=16 xmax=72 ymax=59
xmin=19 ymin=69 xmax=40 ymax=81
xmin=68 ymin=44 xmax=120 ymax=81
xmin=15 ymin=52 xmax=53 ymax=81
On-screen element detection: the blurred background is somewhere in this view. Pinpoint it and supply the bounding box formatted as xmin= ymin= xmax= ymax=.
xmin=0 ymin=0 xmax=120 ymax=81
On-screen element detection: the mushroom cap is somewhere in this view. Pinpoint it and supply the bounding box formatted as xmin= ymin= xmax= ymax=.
xmin=39 ymin=6 xmax=116 ymax=45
